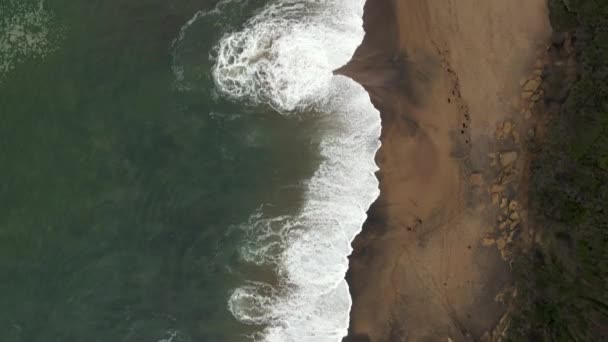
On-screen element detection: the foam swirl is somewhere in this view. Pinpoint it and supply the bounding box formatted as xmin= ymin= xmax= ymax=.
xmin=211 ymin=0 xmax=381 ymax=340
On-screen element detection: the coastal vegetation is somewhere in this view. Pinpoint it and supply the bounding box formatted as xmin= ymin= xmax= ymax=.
xmin=508 ymin=0 xmax=608 ymax=340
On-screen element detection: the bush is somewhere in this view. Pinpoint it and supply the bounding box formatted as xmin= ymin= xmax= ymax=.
xmin=508 ymin=0 xmax=608 ymax=341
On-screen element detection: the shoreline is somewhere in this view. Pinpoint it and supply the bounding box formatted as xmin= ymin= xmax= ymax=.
xmin=339 ymin=0 xmax=552 ymax=340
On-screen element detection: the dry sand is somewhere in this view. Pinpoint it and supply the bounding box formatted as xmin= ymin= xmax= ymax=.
xmin=337 ymin=0 xmax=552 ymax=340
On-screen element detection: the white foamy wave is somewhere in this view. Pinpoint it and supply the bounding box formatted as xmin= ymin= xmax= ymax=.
xmin=213 ymin=0 xmax=381 ymax=341
xmin=0 ymin=0 xmax=61 ymax=83
xmin=213 ymin=0 xmax=365 ymax=113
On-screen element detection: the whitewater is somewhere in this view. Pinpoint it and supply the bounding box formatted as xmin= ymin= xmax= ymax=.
xmin=207 ymin=0 xmax=381 ymax=340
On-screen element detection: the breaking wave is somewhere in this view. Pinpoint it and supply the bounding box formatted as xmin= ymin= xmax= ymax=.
xmin=179 ymin=0 xmax=380 ymax=340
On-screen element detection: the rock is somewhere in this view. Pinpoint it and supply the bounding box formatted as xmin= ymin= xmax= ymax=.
xmin=513 ymin=131 xmax=520 ymax=144
xmin=531 ymin=92 xmax=541 ymax=102
xmin=510 ymin=212 xmax=520 ymax=221
xmin=470 ymin=173 xmax=484 ymax=186
xmin=492 ymin=193 xmax=500 ymax=206
xmin=500 ymin=197 xmax=508 ymax=208
xmin=499 ymin=151 xmax=518 ymax=167
xmin=519 ymin=78 xmax=527 ymax=86
xmin=495 ymin=124 xmax=505 ymax=140
xmin=496 ymin=238 xmax=507 ymax=250
xmin=499 ymin=221 xmax=508 ymax=230
xmin=510 ymin=220 xmax=519 ymax=230
xmin=500 ymin=173 xmax=516 ymax=186
xmin=524 ymin=109 xmax=532 ymax=120
xmin=502 ymin=121 xmax=513 ymax=135
xmin=491 ymin=184 xmax=505 ymax=193
xmin=508 ymin=200 xmax=520 ymax=212
xmin=527 ymin=128 xmax=536 ymax=138
xmin=523 ymin=78 xmax=541 ymax=93
xmin=488 ymin=153 xmax=498 ymax=167
xmin=482 ymin=238 xmax=496 ymax=247
xmin=507 ymin=230 xmax=517 ymax=244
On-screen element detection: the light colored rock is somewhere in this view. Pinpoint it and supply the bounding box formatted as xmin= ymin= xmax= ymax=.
xmin=499 ymin=221 xmax=508 ymax=230
xmin=523 ymin=78 xmax=541 ymax=92
xmin=492 ymin=193 xmax=500 ymax=206
xmin=500 ymin=197 xmax=508 ymax=208
xmin=495 ymin=124 xmax=505 ymax=140
xmin=510 ymin=212 xmax=520 ymax=221
xmin=508 ymin=230 xmax=517 ymax=243
xmin=496 ymin=238 xmax=507 ymax=250
xmin=482 ymin=238 xmax=496 ymax=247
xmin=499 ymin=151 xmax=518 ymax=167
xmin=502 ymin=121 xmax=513 ymax=135
xmin=509 ymin=200 xmax=520 ymax=212
xmin=488 ymin=153 xmax=498 ymax=167
xmin=531 ymin=92 xmax=541 ymax=102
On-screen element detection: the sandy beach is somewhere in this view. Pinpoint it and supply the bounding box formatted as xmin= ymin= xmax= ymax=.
xmin=337 ymin=0 xmax=552 ymax=340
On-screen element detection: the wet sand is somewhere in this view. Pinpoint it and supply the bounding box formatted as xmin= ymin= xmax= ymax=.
xmin=337 ymin=0 xmax=551 ymax=340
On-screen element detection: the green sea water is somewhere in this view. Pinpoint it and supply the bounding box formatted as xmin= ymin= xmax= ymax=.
xmin=0 ymin=0 xmax=320 ymax=340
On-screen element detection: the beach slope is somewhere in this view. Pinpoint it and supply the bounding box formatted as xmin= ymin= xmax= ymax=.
xmin=338 ymin=0 xmax=551 ymax=340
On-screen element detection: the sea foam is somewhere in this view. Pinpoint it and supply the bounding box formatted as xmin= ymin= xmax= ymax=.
xmin=0 ymin=0 xmax=60 ymax=83
xmin=212 ymin=0 xmax=381 ymax=340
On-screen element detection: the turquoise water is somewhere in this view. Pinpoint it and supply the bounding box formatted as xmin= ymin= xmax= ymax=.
xmin=0 ymin=0 xmax=320 ymax=341
xmin=0 ymin=0 xmax=380 ymax=341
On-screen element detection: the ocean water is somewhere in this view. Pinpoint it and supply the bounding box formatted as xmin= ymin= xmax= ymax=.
xmin=0 ymin=0 xmax=380 ymax=341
